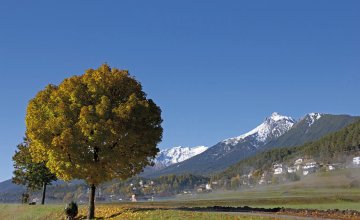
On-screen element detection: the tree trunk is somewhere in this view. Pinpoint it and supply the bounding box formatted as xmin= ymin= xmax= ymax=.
xmin=41 ymin=182 xmax=47 ymax=205
xmin=87 ymin=184 xmax=96 ymax=219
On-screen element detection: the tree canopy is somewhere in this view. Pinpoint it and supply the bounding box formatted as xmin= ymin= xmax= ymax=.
xmin=26 ymin=64 xmax=163 ymax=185
xmin=25 ymin=64 xmax=163 ymax=218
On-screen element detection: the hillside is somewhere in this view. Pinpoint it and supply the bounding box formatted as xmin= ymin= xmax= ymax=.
xmin=215 ymin=118 xmax=360 ymax=180
xmin=263 ymin=114 xmax=359 ymax=150
xmin=0 ymin=179 xmax=24 ymax=194
xmin=0 ymin=179 xmax=25 ymax=203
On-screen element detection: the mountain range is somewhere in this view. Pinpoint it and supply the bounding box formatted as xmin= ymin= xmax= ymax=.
xmin=148 ymin=112 xmax=359 ymax=177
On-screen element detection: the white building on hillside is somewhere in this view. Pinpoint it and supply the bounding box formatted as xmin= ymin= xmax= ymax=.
xmin=273 ymin=163 xmax=283 ymax=175
xmin=287 ymin=166 xmax=296 ymax=173
xmin=205 ymin=184 xmax=212 ymax=190
xmin=353 ymin=157 xmax=360 ymax=166
xmin=258 ymin=172 xmax=269 ymax=185
xmin=326 ymin=165 xmax=335 ymax=171
xmin=301 ymin=159 xmax=318 ymax=176
xmin=294 ymin=158 xmax=303 ymax=165
xmin=294 ymin=158 xmax=303 ymax=170
xmin=303 ymin=161 xmax=316 ymax=169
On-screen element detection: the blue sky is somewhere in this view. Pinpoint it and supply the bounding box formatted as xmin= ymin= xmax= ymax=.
xmin=0 ymin=1 xmax=359 ymax=182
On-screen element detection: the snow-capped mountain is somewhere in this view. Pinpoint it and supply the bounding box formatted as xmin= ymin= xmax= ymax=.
xmin=152 ymin=112 xmax=297 ymax=176
xmin=154 ymin=146 xmax=208 ymax=168
xmin=148 ymin=112 xmax=358 ymax=178
xmin=304 ymin=113 xmax=323 ymax=126
xmin=223 ymin=112 xmax=296 ymax=147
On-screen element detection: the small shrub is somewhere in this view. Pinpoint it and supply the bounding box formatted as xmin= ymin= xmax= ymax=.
xmin=65 ymin=201 xmax=78 ymax=220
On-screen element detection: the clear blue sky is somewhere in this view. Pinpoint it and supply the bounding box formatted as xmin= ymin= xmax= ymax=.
xmin=0 ymin=1 xmax=359 ymax=182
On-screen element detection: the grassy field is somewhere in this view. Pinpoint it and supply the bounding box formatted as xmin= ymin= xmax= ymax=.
xmin=0 ymin=204 xmax=278 ymax=220
xmin=0 ymin=195 xmax=358 ymax=220
xmin=164 ymin=185 xmax=360 ymax=212
xmin=0 ymin=204 xmax=64 ymax=220
xmin=1 ymin=192 xmax=359 ymax=220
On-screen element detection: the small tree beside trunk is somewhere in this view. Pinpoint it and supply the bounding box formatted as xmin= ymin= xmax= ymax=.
xmin=12 ymin=139 xmax=57 ymax=205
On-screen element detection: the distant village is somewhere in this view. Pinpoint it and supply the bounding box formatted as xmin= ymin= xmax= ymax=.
xmin=268 ymin=155 xmax=360 ymax=180
xmin=213 ymin=155 xmax=360 ymax=190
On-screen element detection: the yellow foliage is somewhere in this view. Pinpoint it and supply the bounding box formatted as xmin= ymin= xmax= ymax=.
xmin=26 ymin=64 xmax=163 ymax=186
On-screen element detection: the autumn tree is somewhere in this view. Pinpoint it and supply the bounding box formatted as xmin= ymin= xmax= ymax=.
xmin=12 ymin=139 xmax=57 ymax=204
xmin=26 ymin=64 xmax=163 ymax=219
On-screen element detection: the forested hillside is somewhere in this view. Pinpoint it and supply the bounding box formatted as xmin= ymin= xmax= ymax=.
xmin=214 ymin=119 xmax=360 ymax=180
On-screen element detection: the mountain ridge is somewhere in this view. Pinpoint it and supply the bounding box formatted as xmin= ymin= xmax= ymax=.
xmin=215 ymin=116 xmax=360 ymax=180
xmin=148 ymin=112 xmax=359 ymax=177
xmin=222 ymin=112 xmax=296 ymax=147
xmin=153 ymin=145 xmax=208 ymax=168
xmin=263 ymin=113 xmax=359 ymax=150
xmin=149 ymin=112 xmax=297 ymax=177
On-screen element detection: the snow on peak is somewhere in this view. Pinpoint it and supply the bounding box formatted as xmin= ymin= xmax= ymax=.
xmin=222 ymin=112 xmax=296 ymax=146
xmin=154 ymin=146 xmax=208 ymax=167
xmin=305 ymin=113 xmax=323 ymax=126
xmin=267 ymin=112 xmax=292 ymax=121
